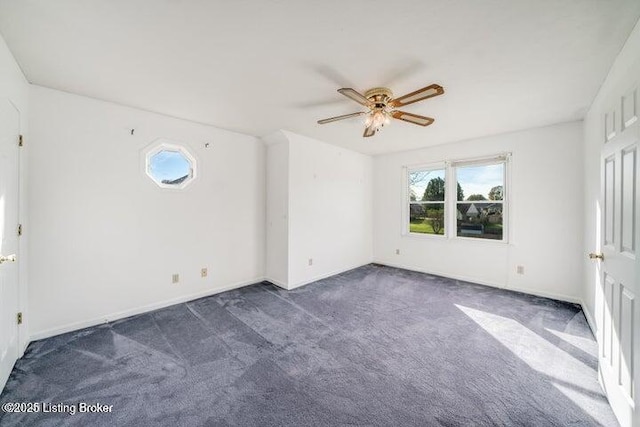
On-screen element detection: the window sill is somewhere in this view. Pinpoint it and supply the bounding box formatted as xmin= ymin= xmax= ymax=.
xmin=403 ymin=232 xmax=448 ymax=240
xmin=402 ymin=232 xmax=509 ymax=244
xmin=453 ymin=235 xmax=509 ymax=245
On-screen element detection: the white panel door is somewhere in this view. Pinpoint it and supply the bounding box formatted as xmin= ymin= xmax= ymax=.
xmin=0 ymin=99 xmax=20 ymax=391
xmin=598 ymin=89 xmax=639 ymax=427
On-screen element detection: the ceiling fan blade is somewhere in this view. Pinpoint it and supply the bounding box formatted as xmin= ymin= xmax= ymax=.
xmin=391 ymin=111 xmax=435 ymax=127
xmin=317 ymin=111 xmax=365 ymax=124
xmin=338 ymin=88 xmax=372 ymax=107
xmin=363 ymin=126 xmax=376 ymax=138
xmin=389 ymin=84 xmax=444 ymax=108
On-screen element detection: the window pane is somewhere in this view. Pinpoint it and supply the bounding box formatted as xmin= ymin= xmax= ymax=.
xmin=409 ymin=169 xmax=445 ymax=202
xmin=456 ymin=163 xmax=504 ymax=201
xmin=410 ymin=203 xmax=445 ymax=235
xmin=456 ymin=203 xmax=503 ymax=240
xmin=149 ymin=150 xmax=193 ymax=185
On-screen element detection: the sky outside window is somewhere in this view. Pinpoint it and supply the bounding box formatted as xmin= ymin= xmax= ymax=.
xmin=149 ymin=150 xmax=191 ymax=182
xmin=456 ymin=164 xmax=504 ymax=200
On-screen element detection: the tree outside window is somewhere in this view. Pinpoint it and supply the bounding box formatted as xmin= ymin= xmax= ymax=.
xmin=406 ymin=157 xmax=507 ymax=241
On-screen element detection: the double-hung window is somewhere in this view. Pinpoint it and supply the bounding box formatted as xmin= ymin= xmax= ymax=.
xmin=405 ymin=155 xmax=508 ymax=242
xmin=453 ymin=158 xmax=506 ymax=241
xmin=408 ymin=166 xmax=446 ymax=236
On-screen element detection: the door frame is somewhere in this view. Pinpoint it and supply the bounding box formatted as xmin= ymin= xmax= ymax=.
xmin=11 ymin=98 xmax=27 ymax=357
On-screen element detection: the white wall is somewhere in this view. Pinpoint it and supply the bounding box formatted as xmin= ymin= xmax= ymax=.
xmin=287 ymin=132 xmax=373 ymax=288
xmin=28 ymin=85 xmax=266 ymax=339
xmin=0 ymin=34 xmax=29 ymax=352
xmin=265 ymin=132 xmax=289 ymax=287
xmin=582 ymin=20 xmax=640 ymax=328
xmin=264 ymin=131 xmax=373 ymax=289
xmin=374 ymin=121 xmax=584 ymax=303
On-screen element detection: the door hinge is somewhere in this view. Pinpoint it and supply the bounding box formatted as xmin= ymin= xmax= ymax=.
xmin=18 ymin=134 xmax=23 ymax=147
xmin=17 ymin=224 xmax=22 ymax=236
xmin=17 ymin=312 xmax=23 ymax=325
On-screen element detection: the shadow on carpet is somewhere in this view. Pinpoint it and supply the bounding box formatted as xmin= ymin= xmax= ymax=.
xmin=0 ymin=264 xmax=617 ymax=426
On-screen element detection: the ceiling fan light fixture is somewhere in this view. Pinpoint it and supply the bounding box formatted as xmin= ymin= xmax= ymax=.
xmin=365 ymin=109 xmax=391 ymax=130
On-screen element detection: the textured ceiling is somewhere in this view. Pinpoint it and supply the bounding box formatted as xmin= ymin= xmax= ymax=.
xmin=1 ymin=0 xmax=639 ymax=154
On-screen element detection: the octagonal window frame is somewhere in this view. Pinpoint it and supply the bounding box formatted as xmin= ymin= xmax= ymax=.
xmin=144 ymin=139 xmax=197 ymax=190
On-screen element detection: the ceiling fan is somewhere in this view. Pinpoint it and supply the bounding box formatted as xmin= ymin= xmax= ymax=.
xmin=317 ymin=84 xmax=444 ymax=137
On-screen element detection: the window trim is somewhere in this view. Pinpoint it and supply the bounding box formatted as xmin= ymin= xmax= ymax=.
xmin=403 ymin=154 xmax=511 ymax=243
xmin=144 ymin=139 xmax=198 ymax=190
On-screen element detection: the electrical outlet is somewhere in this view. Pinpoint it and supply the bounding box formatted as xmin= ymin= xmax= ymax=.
xmin=395 ymin=249 xmax=400 ymax=255
xmin=201 ymin=268 xmax=208 ymax=278
xmin=172 ymin=273 xmax=180 ymax=284
xmin=516 ymin=265 xmax=525 ymax=275
xmin=308 ymin=258 xmax=313 ymax=266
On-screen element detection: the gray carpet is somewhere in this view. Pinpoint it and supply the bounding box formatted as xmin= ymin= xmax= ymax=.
xmin=0 ymin=264 xmax=617 ymax=426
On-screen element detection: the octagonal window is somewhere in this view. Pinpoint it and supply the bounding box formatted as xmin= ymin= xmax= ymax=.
xmin=145 ymin=141 xmax=196 ymax=189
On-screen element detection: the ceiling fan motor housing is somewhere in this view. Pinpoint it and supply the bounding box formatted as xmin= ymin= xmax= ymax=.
xmin=364 ymin=87 xmax=394 ymax=107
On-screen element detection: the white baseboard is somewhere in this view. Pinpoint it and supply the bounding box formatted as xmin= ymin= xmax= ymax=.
xmin=374 ymin=260 xmax=582 ymax=305
xmin=505 ymin=284 xmax=582 ymax=305
xmin=20 ymin=337 xmax=29 ymax=356
xmin=30 ymin=277 xmax=263 ymax=341
xmin=286 ymin=262 xmax=372 ymax=290
xmin=265 ymin=277 xmax=288 ymax=290
xmin=580 ymin=300 xmax=598 ymax=337
xmin=264 ymin=262 xmax=373 ymax=291
xmin=376 ymin=260 xmax=505 ymax=289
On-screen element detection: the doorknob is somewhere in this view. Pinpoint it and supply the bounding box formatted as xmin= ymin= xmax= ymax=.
xmin=589 ymin=252 xmax=604 ymax=261
xmin=0 ymin=254 xmax=16 ymax=264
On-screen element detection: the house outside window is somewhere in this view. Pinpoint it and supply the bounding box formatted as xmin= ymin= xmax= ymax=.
xmin=455 ymin=161 xmax=505 ymax=240
xmin=405 ymin=155 xmax=509 ymax=242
